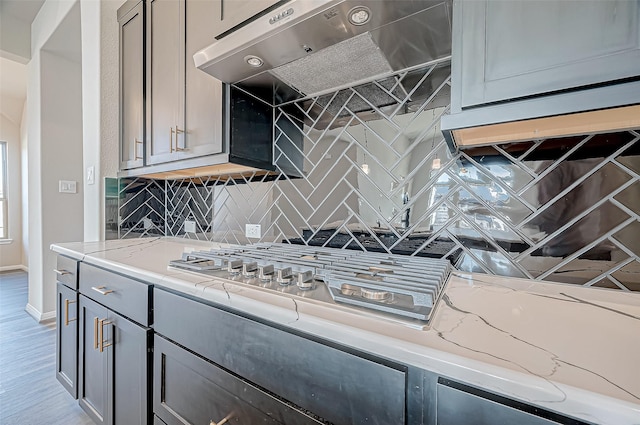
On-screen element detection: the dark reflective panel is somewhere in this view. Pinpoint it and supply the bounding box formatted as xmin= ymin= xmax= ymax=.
xmin=531 ymin=203 xmax=630 ymax=259
xmin=613 ymin=182 xmax=640 ymax=216
xmin=612 ymin=262 xmax=640 ymax=292
xmin=612 ymin=220 xmax=640 ymax=258
xmin=524 ymin=162 xmax=633 ymax=240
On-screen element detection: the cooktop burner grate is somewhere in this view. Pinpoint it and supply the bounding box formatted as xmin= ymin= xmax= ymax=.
xmin=169 ymin=243 xmax=452 ymax=323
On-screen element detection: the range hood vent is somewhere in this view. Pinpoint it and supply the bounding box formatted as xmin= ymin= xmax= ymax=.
xmin=270 ymin=32 xmax=394 ymax=97
xmin=194 ymin=0 xmax=452 ymax=107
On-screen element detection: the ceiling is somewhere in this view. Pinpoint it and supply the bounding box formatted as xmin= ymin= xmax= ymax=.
xmin=0 ymin=0 xmax=44 ymax=126
xmin=1 ymin=0 xmax=45 ymax=21
xmin=0 ymin=57 xmax=27 ymax=125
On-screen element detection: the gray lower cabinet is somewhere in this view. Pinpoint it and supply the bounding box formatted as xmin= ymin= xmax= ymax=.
xmin=154 ymin=287 xmax=406 ymax=425
xmin=453 ymin=0 xmax=640 ymax=110
xmin=154 ymin=335 xmax=321 ymax=425
xmin=79 ymin=295 xmax=109 ymax=425
xmin=78 ymin=294 xmax=151 ymax=425
xmin=56 ymin=282 xmax=78 ymax=398
xmin=435 ymin=378 xmax=590 ymax=425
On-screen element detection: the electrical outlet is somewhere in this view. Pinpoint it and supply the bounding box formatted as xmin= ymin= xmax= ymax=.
xmin=184 ymin=220 xmax=196 ymax=233
xmin=143 ymin=218 xmax=153 ymax=229
xmin=59 ymin=180 xmax=77 ymax=193
xmin=245 ymin=224 xmax=261 ymax=239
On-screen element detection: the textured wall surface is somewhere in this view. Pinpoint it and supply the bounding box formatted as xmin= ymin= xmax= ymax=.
xmin=119 ymin=62 xmax=640 ymax=291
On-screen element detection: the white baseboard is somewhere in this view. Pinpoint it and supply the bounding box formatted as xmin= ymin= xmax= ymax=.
xmin=25 ymin=303 xmax=56 ymax=323
xmin=0 ymin=265 xmax=28 ymax=272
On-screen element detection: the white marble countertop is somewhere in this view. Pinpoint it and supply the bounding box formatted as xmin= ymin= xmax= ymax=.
xmin=51 ymin=237 xmax=640 ymax=425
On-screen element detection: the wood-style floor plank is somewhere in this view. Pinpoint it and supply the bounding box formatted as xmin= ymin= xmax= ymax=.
xmin=0 ymin=271 xmax=94 ymax=425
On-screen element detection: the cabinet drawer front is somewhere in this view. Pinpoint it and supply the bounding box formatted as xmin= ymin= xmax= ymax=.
xmin=56 ymin=255 xmax=79 ymax=289
xmin=154 ymin=288 xmax=406 ymax=425
xmin=436 ymin=378 xmax=590 ymax=425
xmin=154 ymin=335 xmax=320 ymax=425
xmin=79 ymin=263 xmax=150 ymax=326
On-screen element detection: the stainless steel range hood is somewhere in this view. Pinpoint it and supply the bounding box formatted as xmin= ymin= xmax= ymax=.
xmin=194 ymin=0 xmax=452 ymax=106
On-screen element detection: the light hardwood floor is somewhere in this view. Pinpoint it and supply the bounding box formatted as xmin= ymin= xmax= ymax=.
xmin=0 ymin=270 xmax=94 ymax=425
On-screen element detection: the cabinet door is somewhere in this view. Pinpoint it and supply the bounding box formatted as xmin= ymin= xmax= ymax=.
xmin=154 ymin=335 xmax=320 ymax=425
xmin=217 ymin=0 xmax=281 ymax=36
xmin=456 ymin=0 xmax=640 ymax=109
xmin=56 ymin=282 xmax=78 ymax=398
xmin=146 ymin=0 xmax=185 ymax=165
xmin=108 ymin=310 xmax=151 ymax=425
xmin=78 ymin=295 xmax=110 ymax=425
xmin=181 ymin=0 xmax=224 ymax=159
xmin=119 ymin=1 xmax=145 ymax=170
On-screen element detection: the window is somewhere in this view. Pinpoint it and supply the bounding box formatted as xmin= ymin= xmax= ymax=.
xmin=0 ymin=142 xmax=7 ymax=239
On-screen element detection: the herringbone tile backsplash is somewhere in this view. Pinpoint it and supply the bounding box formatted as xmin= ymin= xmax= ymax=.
xmin=117 ymin=61 xmax=640 ymax=291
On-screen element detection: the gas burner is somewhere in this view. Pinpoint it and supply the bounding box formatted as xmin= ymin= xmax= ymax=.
xmin=168 ymin=243 xmax=452 ymax=324
xmin=360 ymin=287 xmax=391 ymax=301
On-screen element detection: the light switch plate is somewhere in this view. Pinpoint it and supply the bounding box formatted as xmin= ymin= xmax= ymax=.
xmin=245 ymin=224 xmax=261 ymax=239
xmin=87 ymin=166 xmax=95 ymax=185
xmin=59 ymin=180 xmax=77 ymax=193
xmin=184 ymin=220 xmax=196 ymax=233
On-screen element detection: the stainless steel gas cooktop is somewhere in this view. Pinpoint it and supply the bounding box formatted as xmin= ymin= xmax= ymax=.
xmin=169 ymin=243 xmax=451 ymax=326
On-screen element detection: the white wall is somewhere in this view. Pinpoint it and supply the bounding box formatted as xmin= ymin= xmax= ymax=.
xmin=20 ymin=101 xmax=29 ymax=268
xmin=80 ymin=0 xmax=101 ymax=242
xmin=100 ymin=1 xmax=121 ymax=181
xmin=81 ymin=0 xmax=123 ymax=242
xmin=0 ymin=113 xmax=24 ymax=268
xmin=27 ymin=0 xmax=83 ymax=321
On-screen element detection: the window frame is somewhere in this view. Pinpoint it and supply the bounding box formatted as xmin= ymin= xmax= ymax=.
xmin=0 ymin=141 xmax=7 ymax=240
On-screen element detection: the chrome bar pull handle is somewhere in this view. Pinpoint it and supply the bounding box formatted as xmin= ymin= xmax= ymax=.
xmin=91 ymin=286 xmax=114 ymax=296
xmin=174 ymin=126 xmax=185 ymax=151
xmin=170 ymin=127 xmax=175 ymax=152
xmin=99 ymin=319 xmax=113 ymax=353
xmin=135 ymin=138 xmax=143 ymax=160
xmin=54 ymin=269 xmax=71 ymax=276
xmin=210 ymin=412 xmax=233 ymax=425
xmin=94 ymin=317 xmax=99 ymax=350
xmin=64 ymin=299 xmax=76 ymax=326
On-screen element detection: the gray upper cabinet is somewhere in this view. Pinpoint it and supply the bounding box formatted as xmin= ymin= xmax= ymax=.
xmin=118 ymin=0 xmax=145 ymax=170
xmin=216 ymin=0 xmax=282 ymax=37
xmin=184 ymin=0 xmax=224 ymax=159
xmin=146 ymin=0 xmax=223 ymax=166
xmin=454 ymin=0 xmax=640 ymax=111
xmin=146 ymin=0 xmax=184 ymax=165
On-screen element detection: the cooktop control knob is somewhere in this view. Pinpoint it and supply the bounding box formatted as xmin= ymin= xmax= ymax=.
xmin=276 ymin=267 xmax=293 ymax=285
xmin=258 ymin=264 xmax=275 ymax=281
xmin=297 ymin=270 xmax=314 ymax=290
xmin=227 ymin=259 xmax=243 ymax=275
xmin=242 ymin=262 xmax=258 ymax=278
